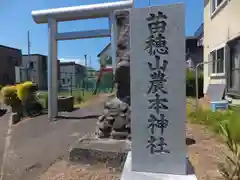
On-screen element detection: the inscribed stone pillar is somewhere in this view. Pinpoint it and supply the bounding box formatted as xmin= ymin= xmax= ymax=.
xmin=130 ymin=4 xmax=187 ymax=175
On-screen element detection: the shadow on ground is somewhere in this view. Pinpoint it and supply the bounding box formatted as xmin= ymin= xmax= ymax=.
xmin=56 ymin=115 xmax=100 ymax=120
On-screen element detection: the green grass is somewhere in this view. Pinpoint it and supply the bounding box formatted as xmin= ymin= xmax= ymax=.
xmin=37 ymin=89 xmax=96 ymax=109
xmin=187 ymin=98 xmax=240 ymax=143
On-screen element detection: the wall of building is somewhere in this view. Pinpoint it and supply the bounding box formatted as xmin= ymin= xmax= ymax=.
xmin=38 ymin=56 xmax=47 ymax=90
xmin=75 ymin=64 xmax=86 ymax=87
xmin=186 ymin=38 xmax=203 ymax=69
xmin=60 ymin=64 xmax=76 ymax=88
xmin=0 ymin=46 xmax=22 ymax=86
xmin=60 ymin=63 xmax=86 ymax=89
xmin=22 ymin=55 xmax=39 ymax=83
xmin=22 ymin=55 xmax=48 ymax=90
xmin=99 ymin=45 xmax=112 ymax=64
xmin=203 ymin=0 xmax=240 ymax=93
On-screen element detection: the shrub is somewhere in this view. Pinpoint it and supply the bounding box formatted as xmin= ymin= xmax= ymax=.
xmin=218 ymin=123 xmax=240 ymax=180
xmin=75 ymin=95 xmax=83 ymax=103
xmin=43 ymin=95 xmax=48 ymax=109
xmin=225 ymin=114 xmax=240 ymax=143
xmin=1 ymin=85 xmax=19 ymax=106
xmin=188 ymin=106 xmax=240 ymax=142
xmin=186 ymin=69 xmax=204 ymax=98
xmin=16 ymin=81 xmax=35 ymax=101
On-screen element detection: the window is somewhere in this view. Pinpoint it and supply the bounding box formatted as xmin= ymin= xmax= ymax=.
xmin=211 ymin=0 xmax=225 ymax=14
xmin=28 ymin=61 xmax=34 ymax=69
xmin=211 ymin=47 xmax=224 ymax=74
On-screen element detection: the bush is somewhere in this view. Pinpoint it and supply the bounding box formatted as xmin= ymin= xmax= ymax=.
xmin=16 ymin=81 xmax=35 ymax=101
xmin=75 ymin=95 xmax=83 ymax=103
xmin=1 ymin=85 xmax=19 ymax=106
xmin=188 ymin=107 xmax=240 ymax=142
xmin=218 ymin=123 xmax=240 ymax=180
xmin=1 ymin=86 xmax=17 ymax=97
xmin=186 ymin=70 xmax=204 ymax=98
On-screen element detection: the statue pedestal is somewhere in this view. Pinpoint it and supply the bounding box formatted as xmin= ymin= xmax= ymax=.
xmin=69 ymin=136 xmax=131 ymax=169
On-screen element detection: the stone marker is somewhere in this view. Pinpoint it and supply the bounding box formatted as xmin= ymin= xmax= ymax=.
xmin=121 ymin=4 xmax=197 ymax=179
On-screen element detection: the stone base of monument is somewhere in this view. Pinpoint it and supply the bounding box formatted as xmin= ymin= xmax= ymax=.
xmin=69 ymin=136 xmax=131 ymax=170
xmin=121 ymin=152 xmax=198 ymax=180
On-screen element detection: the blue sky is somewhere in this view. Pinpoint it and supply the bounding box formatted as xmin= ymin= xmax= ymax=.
xmin=0 ymin=0 xmax=203 ymax=70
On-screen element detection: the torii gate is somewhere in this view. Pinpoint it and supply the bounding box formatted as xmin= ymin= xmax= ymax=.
xmin=31 ymin=0 xmax=133 ymax=120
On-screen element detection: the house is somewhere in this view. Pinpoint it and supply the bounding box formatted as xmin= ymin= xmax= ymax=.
xmin=203 ymin=0 xmax=240 ymax=98
xmin=98 ymin=32 xmax=204 ymax=71
xmin=186 ymin=23 xmax=204 ymax=70
xmin=0 ymin=45 xmax=22 ymax=86
xmin=186 ymin=35 xmax=203 ymax=70
xmin=97 ymin=43 xmax=111 ymax=64
xmin=60 ymin=62 xmax=86 ymax=89
xmin=21 ymin=54 xmax=60 ymax=90
xmin=97 ymin=43 xmax=113 ymax=72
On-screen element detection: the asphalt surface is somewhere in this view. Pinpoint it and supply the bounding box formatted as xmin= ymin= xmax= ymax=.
xmin=0 ymin=112 xmax=10 ymax=175
xmin=0 ymin=97 xmax=106 ymax=180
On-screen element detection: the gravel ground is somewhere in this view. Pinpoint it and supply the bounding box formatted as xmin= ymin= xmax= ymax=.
xmin=187 ymin=123 xmax=228 ymax=180
xmin=39 ymin=161 xmax=121 ymax=180
xmin=38 ymin=123 xmax=229 ymax=180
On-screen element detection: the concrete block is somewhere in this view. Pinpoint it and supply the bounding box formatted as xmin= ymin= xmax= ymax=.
xmin=121 ymin=152 xmax=198 ymax=180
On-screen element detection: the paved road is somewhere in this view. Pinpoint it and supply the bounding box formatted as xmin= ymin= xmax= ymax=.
xmin=0 ymin=112 xmax=10 ymax=177
xmin=0 ymin=96 xmax=107 ymax=180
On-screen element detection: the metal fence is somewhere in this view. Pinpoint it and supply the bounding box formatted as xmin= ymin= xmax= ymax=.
xmin=59 ymin=72 xmax=114 ymax=93
xmin=18 ymin=68 xmax=114 ymax=93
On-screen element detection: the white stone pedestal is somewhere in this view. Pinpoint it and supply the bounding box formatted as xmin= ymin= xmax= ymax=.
xmin=121 ymin=152 xmax=198 ymax=180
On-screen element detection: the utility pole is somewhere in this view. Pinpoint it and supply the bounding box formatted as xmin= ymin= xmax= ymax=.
xmin=89 ymin=56 xmax=91 ymax=67
xmin=27 ymin=31 xmax=31 ymax=80
xmin=84 ymin=54 xmax=88 ymax=69
xmin=83 ymin=54 xmax=87 ymax=95
xmin=85 ymin=54 xmax=89 ymax=91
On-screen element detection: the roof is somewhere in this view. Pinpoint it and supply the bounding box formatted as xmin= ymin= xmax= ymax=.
xmin=22 ymin=53 xmax=47 ymax=57
xmin=60 ymin=61 xmax=85 ymax=68
xmin=60 ymin=61 xmax=76 ymax=66
xmin=186 ymin=36 xmax=199 ymax=40
xmin=98 ymin=36 xmax=200 ymax=56
xmin=0 ymin=45 xmax=21 ymax=52
xmin=32 ymin=0 xmax=133 ymax=24
xmin=194 ymin=23 xmax=204 ymax=37
xmin=97 ymin=43 xmax=111 ymax=57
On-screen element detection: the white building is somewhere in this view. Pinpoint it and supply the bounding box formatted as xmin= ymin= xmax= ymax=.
xmin=60 ymin=62 xmax=86 ymax=89
xmin=21 ymin=54 xmax=60 ymax=90
xmin=97 ymin=43 xmax=113 ymax=68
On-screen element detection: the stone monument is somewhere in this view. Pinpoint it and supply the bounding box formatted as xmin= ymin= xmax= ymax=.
xmin=96 ymin=10 xmax=131 ymax=140
xmin=121 ymin=4 xmax=197 ymax=179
